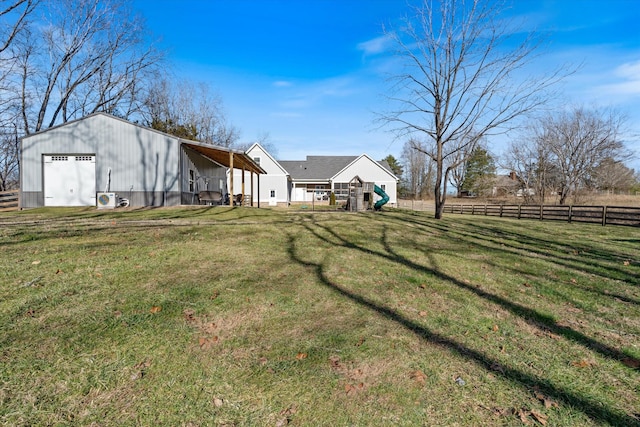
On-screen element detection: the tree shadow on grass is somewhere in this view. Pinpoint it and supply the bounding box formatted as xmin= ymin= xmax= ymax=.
xmin=381 ymin=213 xmax=640 ymax=308
xmin=284 ymin=217 xmax=639 ymax=425
xmin=388 ymin=213 xmax=639 ymax=286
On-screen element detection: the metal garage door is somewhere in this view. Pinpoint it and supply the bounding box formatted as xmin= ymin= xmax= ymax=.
xmin=44 ymin=155 xmax=96 ymax=206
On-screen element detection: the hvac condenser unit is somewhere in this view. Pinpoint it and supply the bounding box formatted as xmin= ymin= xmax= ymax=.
xmin=96 ymin=192 xmax=116 ymax=209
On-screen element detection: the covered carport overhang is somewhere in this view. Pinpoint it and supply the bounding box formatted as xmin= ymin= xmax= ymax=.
xmin=181 ymin=141 xmax=266 ymax=207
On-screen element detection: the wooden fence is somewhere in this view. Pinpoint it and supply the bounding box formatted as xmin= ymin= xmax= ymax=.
xmin=443 ymin=204 xmax=640 ymax=227
xmin=0 ymin=190 xmax=19 ymax=210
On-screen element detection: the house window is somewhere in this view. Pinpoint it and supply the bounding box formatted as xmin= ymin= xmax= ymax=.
xmin=253 ymin=157 xmax=261 ymax=165
xmin=270 ymin=189 xmax=276 ymax=198
xmin=189 ymin=169 xmax=195 ymax=192
xmin=380 ymin=184 xmax=386 ymax=192
xmin=334 ymin=182 xmax=350 ymax=200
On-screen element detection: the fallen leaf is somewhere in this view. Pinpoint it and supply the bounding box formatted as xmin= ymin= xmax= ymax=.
xmin=530 ymin=409 xmax=548 ymax=426
xmin=55 ymin=269 xmax=62 ymax=274
xmin=150 ymin=306 xmax=162 ymax=314
xmin=199 ymin=336 xmax=219 ymax=349
xmin=275 ymin=418 xmax=289 ymax=427
xmin=280 ymin=404 xmax=297 ymax=416
xmin=95 ymin=272 xmax=102 ymax=278
xmin=259 ymin=357 xmax=268 ymax=365
xmin=355 ymin=337 xmax=365 ymax=346
xmin=296 ymin=352 xmax=308 ymax=360
xmin=517 ymin=408 xmax=532 ymax=425
xmin=571 ymin=359 xmax=595 ymax=368
xmin=533 ymin=389 xmax=559 ymax=409
xmin=493 ymin=324 xmax=499 ymax=332
xmin=623 ymin=260 xmax=630 ymax=266
xmin=419 ymin=310 xmax=428 ymax=317
xmin=213 ymin=397 xmax=224 ymax=407
xmin=31 ymin=260 xmax=41 ymax=265
xmin=409 ymin=370 xmax=427 ymax=385
xmin=210 ymin=290 xmax=220 ymax=300
xmin=570 ymin=278 xmax=577 ymax=284
xmin=344 ymin=382 xmax=364 ymax=396
xmin=203 ymin=322 xmax=217 ymax=334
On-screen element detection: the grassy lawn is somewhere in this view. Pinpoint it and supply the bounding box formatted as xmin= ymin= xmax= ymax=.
xmin=1 ymin=207 xmax=638 ymax=426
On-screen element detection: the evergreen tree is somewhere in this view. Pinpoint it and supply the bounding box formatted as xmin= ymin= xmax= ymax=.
xmin=461 ymin=147 xmax=496 ymax=196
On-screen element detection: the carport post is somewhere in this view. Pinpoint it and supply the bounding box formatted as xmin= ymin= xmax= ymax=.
xmin=241 ymin=166 xmax=246 ymax=205
xmin=229 ymin=152 xmax=234 ymax=206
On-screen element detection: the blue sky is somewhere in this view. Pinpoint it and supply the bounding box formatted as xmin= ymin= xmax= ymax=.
xmin=132 ymin=0 xmax=640 ymax=168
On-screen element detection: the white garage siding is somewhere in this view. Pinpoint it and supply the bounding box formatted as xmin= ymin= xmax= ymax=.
xmin=20 ymin=113 xmax=183 ymax=208
xmin=43 ymin=155 xmax=96 ymax=206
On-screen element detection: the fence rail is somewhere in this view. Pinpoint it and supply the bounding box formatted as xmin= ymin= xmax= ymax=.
xmin=0 ymin=190 xmax=19 ymax=210
xmin=443 ymin=204 xmax=640 ymax=227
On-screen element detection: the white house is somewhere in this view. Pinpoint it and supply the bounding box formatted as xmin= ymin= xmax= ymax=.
xmin=232 ymin=143 xmax=398 ymax=206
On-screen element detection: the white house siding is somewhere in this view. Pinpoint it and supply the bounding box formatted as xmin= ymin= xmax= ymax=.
xmin=231 ymin=144 xmax=289 ymax=205
xmin=21 ymin=113 xmax=183 ymax=208
xmin=332 ymin=155 xmax=398 ymax=205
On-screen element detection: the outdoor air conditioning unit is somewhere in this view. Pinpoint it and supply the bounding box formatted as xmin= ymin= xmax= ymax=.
xmin=96 ymin=192 xmax=116 ymax=209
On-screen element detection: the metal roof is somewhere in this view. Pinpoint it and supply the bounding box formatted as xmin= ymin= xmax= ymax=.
xmin=182 ymin=141 xmax=265 ymax=174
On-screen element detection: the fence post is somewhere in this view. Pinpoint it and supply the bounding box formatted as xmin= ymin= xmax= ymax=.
xmin=568 ymin=205 xmax=572 ymax=223
xmin=484 ymin=204 xmax=487 ymax=216
xmin=518 ymin=204 xmax=521 ymax=219
xmin=500 ymin=205 xmax=503 ymax=217
xmin=539 ymin=205 xmax=543 ymax=221
xmin=602 ymin=206 xmax=607 ymax=226
xmin=472 ymin=205 xmax=475 ymax=215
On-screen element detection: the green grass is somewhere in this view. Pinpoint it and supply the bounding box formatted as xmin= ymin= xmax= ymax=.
xmin=1 ymin=206 xmax=638 ymax=426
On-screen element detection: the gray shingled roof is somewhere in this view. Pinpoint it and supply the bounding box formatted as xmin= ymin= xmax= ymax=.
xmin=279 ymin=156 xmax=358 ymax=180
xmin=278 ymin=155 xmax=395 ymax=180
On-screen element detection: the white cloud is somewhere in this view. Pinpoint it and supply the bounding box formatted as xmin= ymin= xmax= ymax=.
xmin=273 ymin=80 xmax=293 ymax=88
xmin=591 ymin=59 xmax=640 ymax=99
xmin=357 ymin=35 xmax=393 ymax=55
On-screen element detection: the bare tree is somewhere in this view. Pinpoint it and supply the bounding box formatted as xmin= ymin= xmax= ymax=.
xmin=502 ymin=133 xmax=555 ymax=204
xmin=0 ymin=122 xmax=19 ymax=190
xmin=379 ymin=0 xmax=567 ymax=218
xmin=16 ymin=0 xmax=163 ymax=134
xmin=539 ymin=107 xmax=627 ymax=204
xmin=0 ymin=0 xmax=37 ymax=55
xmin=143 ymin=77 xmax=239 ymax=147
xmin=236 ymin=131 xmax=279 ymax=157
xmin=591 ymin=158 xmax=636 ymax=194
xmin=400 ymin=138 xmax=435 ymax=198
